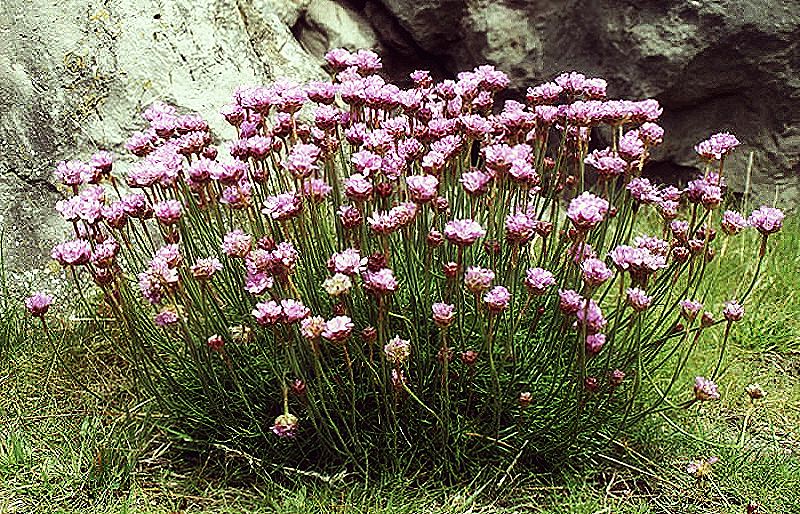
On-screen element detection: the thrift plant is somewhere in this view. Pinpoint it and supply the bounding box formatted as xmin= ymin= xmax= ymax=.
xmin=33 ymin=48 xmax=784 ymax=476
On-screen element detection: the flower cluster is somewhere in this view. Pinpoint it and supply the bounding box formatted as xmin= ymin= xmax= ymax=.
xmin=38 ymin=47 xmax=784 ymax=473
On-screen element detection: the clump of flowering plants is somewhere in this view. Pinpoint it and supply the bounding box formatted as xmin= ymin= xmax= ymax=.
xmin=42 ymin=48 xmax=783 ymax=476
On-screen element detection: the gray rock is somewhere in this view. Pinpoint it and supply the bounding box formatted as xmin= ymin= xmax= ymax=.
xmin=367 ymin=0 xmax=800 ymax=206
xmin=0 ymin=0 xmax=324 ymax=287
xmin=295 ymin=0 xmax=381 ymax=59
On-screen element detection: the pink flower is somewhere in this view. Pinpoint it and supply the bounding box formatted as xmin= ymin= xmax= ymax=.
xmin=52 ymin=239 xmax=91 ymax=266
xmin=586 ymin=333 xmax=606 ymax=355
xmin=432 ymin=302 xmax=456 ymax=328
xmin=584 ymin=148 xmax=626 ymax=178
xmin=300 ymin=316 xmax=326 ymax=340
xmin=618 ymin=130 xmax=644 ymax=161
xmin=344 ymin=173 xmax=373 ymax=201
xmin=626 ymin=288 xmax=652 ymax=312
xmin=351 ymin=150 xmax=383 ymax=176
xmin=680 ymin=299 xmax=703 ymax=321
xmin=207 ymin=334 xmax=224 ymax=352
xmin=190 ymin=258 xmax=222 ymax=281
xmin=581 ymin=258 xmax=612 ymax=287
xmin=524 ymin=268 xmax=555 ymax=294
xmin=460 ymin=170 xmax=492 ymax=196
xmin=567 ymin=192 xmax=609 ymax=230
xmin=303 ymin=178 xmax=332 ymax=202
xmin=55 ymin=160 xmax=92 ymax=186
xmin=338 ymin=205 xmax=362 ymax=229
xmin=723 ymin=300 xmax=744 ymax=322
xmin=444 ymin=219 xmax=486 ymax=246
xmin=695 ymin=132 xmax=740 ymax=160
xmin=559 ymin=289 xmax=584 ymax=315
xmin=155 ymin=307 xmax=179 ymax=327
xmin=263 ymin=193 xmax=302 ymax=221
xmin=721 ymin=210 xmax=747 ymax=235
xmin=272 ymin=413 xmax=299 ymax=438
xmin=505 ymin=212 xmax=535 ymax=243
xmin=223 ymin=230 xmax=253 ymax=258
xmin=694 ymin=376 xmax=720 ymax=401
xmin=281 ymin=299 xmax=310 ymax=324
xmin=484 ymin=286 xmax=511 ymax=313
xmin=627 ymin=178 xmax=658 ymax=204
xmin=406 ymin=175 xmax=439 ymax=203
xmin=153 ymin=200 xmax=182 ymax=226
xmin=526 ymin=82 xmax=562 ymax=104
xmin=362 ymin=268 xmax=399 ymax=294
xmin=253 ymin=301 xmax=282 ymax=326
xmin=575 ymin=300 xmax=606 ymax=334
xmin=748 ymin=206 xmax=784 ymax=235
xmin=329 ymin=248 xmax=364 ymax=276
xmin=25 ymin=292 xmax=53 ymax=317
xmin=464 ymin=266 xmax=495 ymax=294
xmin=283 ymin=143 xmax=320 ymax=178
xmin=322 ymin=316 xmax=354 ymax=342
xmin=91 ymin=239 xmax=119 ymax=268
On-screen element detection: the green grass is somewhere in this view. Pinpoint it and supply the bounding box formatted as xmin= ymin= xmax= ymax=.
xmin=1 ymin=218 xmax=799 ymax=513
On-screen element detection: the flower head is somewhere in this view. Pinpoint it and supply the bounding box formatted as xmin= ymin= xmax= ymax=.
xmin=694 ymin=376 xmax=720 ymax=401
xmin=524 ymin=268 xmax=555 ymax=294
xmin=322 ymin=273 xmax=353 ymax=296
xmin=721 ymin=210 xmax=747 ymax=236
xmin=748 ymin=206 xmax=784 ymax=235
xmin=626 ymin=287 xmax=652 ymax=312
xmin=464 ymin=266 xmax=495 ymax=294
xmin=586 ymin=333 xmax=606 ymax=355
xmin=680 ymin=299 xmax=703 ymax=321
xmin=567 ymin=192 xmax=609 ymax=230
xmin=484 ymin=286 xmax=511 ymax=313
xmin=190 ymin=257 xmax=222 ymax=281
xmin=272 ymin=413 xmax=299 ymax=438
xmin=406 ymin=174 xmax=439 ymax=203
xmin=322 ymin=316 xmax=354 ymax=342
xmin=695 ymin=132 xmax=739 ymax=160
xmin=432 ymin=302 xmax=456 ymax=328
xmin=384 ymin=335 xmax=411 ymax=364
xmin=444 ymin=219 xmax=486 ymax=246
xmin=581 ymin=258 xmax=612 ymax=287
xmin=723 ymin=300 xmax=744 ymax=322
xmin=25 ymin=292 xmax=53 ymax=317
xmin=300 ymin=316 xmax=326 ymax=340
xmin=686 ymin=456 xmax=719 ymax=478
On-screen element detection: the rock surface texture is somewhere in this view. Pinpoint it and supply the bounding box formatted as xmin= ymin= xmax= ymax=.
xmin=362 ymin=0 xmax=799 ymax=204
xmin=0 ymin=0 xmax=329 ymax=282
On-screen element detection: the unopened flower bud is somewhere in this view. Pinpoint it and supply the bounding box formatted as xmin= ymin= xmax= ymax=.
xmin=361 ymin=326 xmax=377 ymax=343
xmin=460 ymin=350 xmax=478 ymax=366
xmin=367 ymin=252 xmax=388 ymax=271
xmin=434 ymin=196 xmax=449 ymax=212
xmin=291 ymin=378 xmax=307 ymax=396
xmin=376 ymin=182 xmax=393 ymax=198
xmin=483 ymin=239 xmax=501 ymax=256
xmin=672 ymin=246 xmax=690 ymax=263
xmin=427 ymin=229 xmax=444 ymax=247
xmin=745 ymin=383 xmax=766 ymax=400
xmin=443 ymin=261 xmax=460 ymax=279
xmin=207 ymin=334 xmax=224 ymax=352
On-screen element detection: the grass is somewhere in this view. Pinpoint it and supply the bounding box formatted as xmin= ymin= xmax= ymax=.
xmin=1 ymin=218 xmax=799 ymax=513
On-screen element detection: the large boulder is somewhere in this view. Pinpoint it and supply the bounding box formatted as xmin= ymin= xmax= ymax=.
xmin=365 ymin=0 xmax=800 ymax=205
xmin=0 ymin=0 xmax=325 ymax=286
